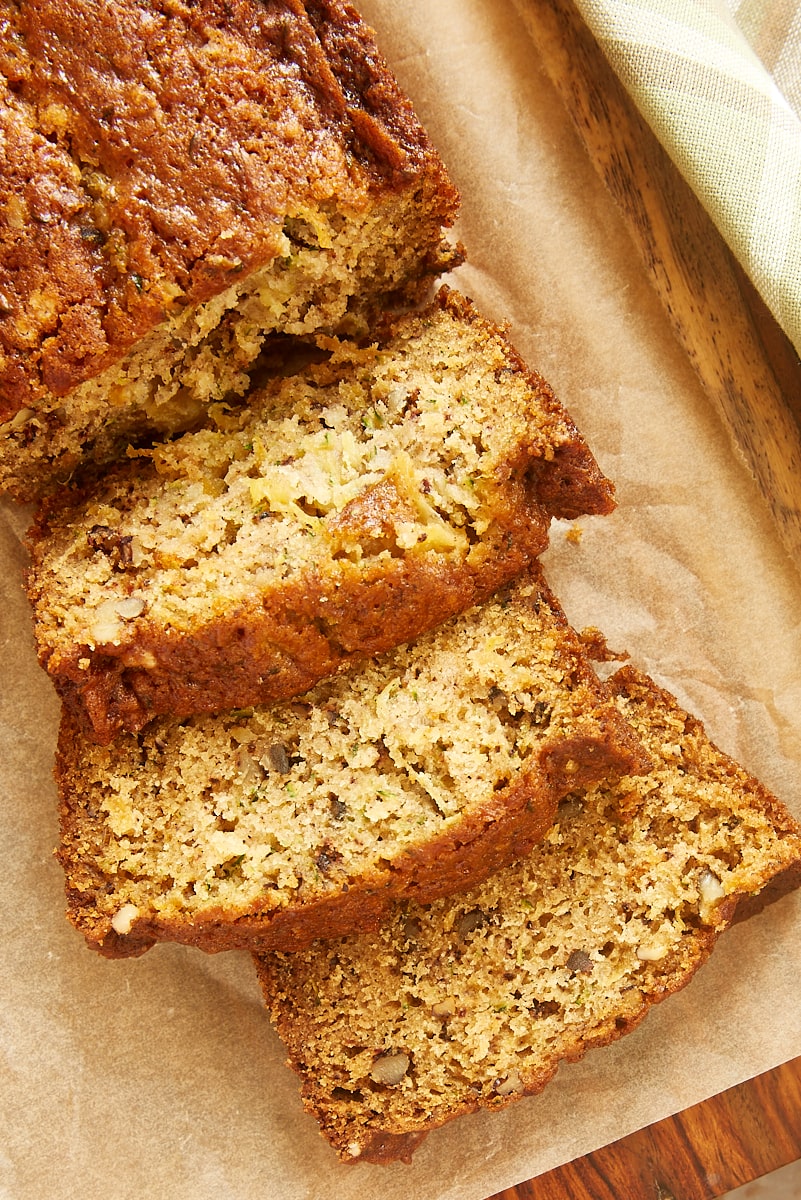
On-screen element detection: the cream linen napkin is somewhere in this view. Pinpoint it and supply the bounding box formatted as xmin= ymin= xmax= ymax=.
xmin=542 ymin=0 xmax=801 ymax=358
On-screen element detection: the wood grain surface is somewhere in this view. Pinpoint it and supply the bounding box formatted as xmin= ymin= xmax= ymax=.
xmin=512 ymin=0 xmax=801 ymax=571
xmin=488 ymin=1055 xmax=801 ymax=1200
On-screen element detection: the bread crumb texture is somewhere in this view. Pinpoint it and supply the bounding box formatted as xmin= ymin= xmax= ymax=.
xmin=27 ymin=289 xmax=613 ymax=740
xmin=55 ymin=571 xmax=645 ymax=956
xmin=0 ymin=0 xmax=460 ymax=498
xmin=254 ymin=667 xmax=801 ymax=1164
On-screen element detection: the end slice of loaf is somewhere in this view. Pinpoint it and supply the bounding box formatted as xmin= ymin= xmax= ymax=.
xmin=54 ymin=570 xmax=647 ymax=958
xmin=254 ymin=666 xmax=801 ymax=1164
xmin=27 ymin=288 xmax=615 ymax=742
xmin=0 ymin=0 xmax=460 ymax=500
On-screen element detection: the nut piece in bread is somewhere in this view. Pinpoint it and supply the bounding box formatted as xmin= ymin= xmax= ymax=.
xmin=255 ymin=667 xmax=801 ymax=1163
xmin=54 ymin=571 xmax=648 ymax=958
xmin=27 ymin=289 xmax=615 ymax=742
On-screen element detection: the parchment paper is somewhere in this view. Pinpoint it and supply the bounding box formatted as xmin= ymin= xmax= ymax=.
xmin=3 ymin=2 xmax=801 ymax=1197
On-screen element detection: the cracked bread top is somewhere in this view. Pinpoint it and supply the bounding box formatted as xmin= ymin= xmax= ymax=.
xmin=0 ymin=0 xmax=458 ymax=416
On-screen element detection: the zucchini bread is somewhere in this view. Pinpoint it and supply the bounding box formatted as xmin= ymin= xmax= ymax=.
xmin=26 ymin=288 xmax=616 ymax=742
xmin=0 ymin=0 xmax=460 ymax=500
xmin=255 ymin=666 xmax=801 ymax=1164
xmin=54 ymin=571 xmax=647 ymax=958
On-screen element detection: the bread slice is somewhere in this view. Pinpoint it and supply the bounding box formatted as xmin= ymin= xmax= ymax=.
xmin=54 ymin=570 xmax=647 ymax=958
xmin=254 ymin=666 xmax=801 ymax=1164
xmin=0 ymin=0 xmax=460 ymax=500
xmin=26 ymin=288 xmax=615 ymax=742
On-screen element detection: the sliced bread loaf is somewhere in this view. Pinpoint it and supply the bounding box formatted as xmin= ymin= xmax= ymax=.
xmin=54 ymin=570 xmax=647 ymax=958
xmin=27 ymin=288 xmax=615 ymax=742
xmin=0 ymin=0 xmax=460 ymax=500
xmin=254 ymin=666 xmax=801 ymax=1164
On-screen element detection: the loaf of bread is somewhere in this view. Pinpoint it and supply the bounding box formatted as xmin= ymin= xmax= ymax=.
xmin=26 ymin=288 xmax=615 ymax=742
xmin=0 ymin=0 xmax=460 ymax=501
xmin=54 ymin=571 xmax=647 ymax=958
xmin=255 ymin=666 xmax=801 ymax=1164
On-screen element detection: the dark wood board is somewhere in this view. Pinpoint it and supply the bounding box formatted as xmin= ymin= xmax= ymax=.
xmin=513 ymin=0 xmax=801 ymax=571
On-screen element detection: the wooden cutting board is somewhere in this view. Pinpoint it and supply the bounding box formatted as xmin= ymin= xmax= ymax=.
xmin=512 ymin=0 xmax=801 ymax=573
xmin=489 ymin=1055 xmax=801 ymax=1199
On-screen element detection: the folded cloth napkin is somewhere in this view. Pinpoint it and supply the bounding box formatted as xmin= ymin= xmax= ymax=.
xmin=551 ymin=0 xmax=801 ymax=358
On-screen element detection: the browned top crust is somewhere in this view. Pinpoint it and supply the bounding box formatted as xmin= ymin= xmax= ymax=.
xmin=0 ymin=0 xmax=457 ymax=416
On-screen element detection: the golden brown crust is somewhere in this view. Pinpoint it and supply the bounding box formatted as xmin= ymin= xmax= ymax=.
xmin=252 ymin=667 xmax=801 ymax=1164
xmin=54 ymin=569 xmax=651 ymax=957
xmin=302 ymin=0 xmax=452 ymax=186
xmin=26 ymin=287 xmax=616 ymax=742
xmin=54 ymin=761 xmax=562 ymax=958
xmin=260 ymin=921 xmax=727 ymax=1164
xmin=0 ymin=0 xmax=458 ymax=416
xmin=416 ymin=289 xmax=616 ymax=521
xmin=60 ymin=705 xmax=646 ymax=958
xmin=41 ymin=510 xmax=550 ymax=744
xmin=609 ymin=666 xmax=801 ymax=838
